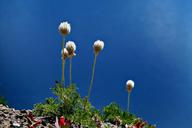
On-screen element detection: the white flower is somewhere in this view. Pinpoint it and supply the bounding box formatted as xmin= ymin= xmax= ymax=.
xmin=126 ymin=80 xmax=134 ymax=92
xmin=65 ymin=41 xmax=76 ymax=57
xmin=61 ymin=48 xmax=68 ymax=59
xmin=93 ymin=40 xmax=104 ymax=54
xmin=58 ymin=21 xmax=71 ymax=36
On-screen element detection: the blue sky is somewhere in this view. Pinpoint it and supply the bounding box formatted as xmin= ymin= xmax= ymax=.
xmin=0 ymin=0 xmax=192 ymax=127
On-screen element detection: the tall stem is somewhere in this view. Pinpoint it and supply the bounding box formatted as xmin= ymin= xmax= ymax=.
xmin=88 ymin=54 xmax=97 ymax=99
xmin=128 ymin=92 xmax=131 ymax=112
xmin=62 ymin=36 xmax=65 ymax=49
xmin=61 ymin=36 xmax=65 ymax=86
xmin=69 ymin=57 xmax=72 ymax=85
xmin=62 ymin=59 xmax=66 ymax=86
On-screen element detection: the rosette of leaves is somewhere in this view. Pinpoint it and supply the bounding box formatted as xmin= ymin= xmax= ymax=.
xmin=102 ymin=102 xmax=137 ymax=126
xmin=68 ymin=100 xmax=97 ymax=128
xmin=33 ymin=83 xmax=79 ymax=117
xmin=52 ymin=83 xmax=103 ymax=127
xmin=57 ymin=89 xmax=98 ymax=127
xmin=33 ymin=97 xmax=59 ymax=117
xmin=121 ymin=111 xmax=137 ymax=125
xmin=33 ymin=83 xmax=100 ymax=127
xmin=51 ymin=83 xmax=81 ymax=117
xmin=102 ymin=102 xmax=123 ymax=124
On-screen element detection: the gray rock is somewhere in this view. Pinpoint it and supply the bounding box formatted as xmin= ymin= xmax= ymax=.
xmin=0 ymin=104 xmax=30 ymax=128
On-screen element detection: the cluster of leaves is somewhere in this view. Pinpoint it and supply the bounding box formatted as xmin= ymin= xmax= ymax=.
xmin=102 ymin=103 xmax=136 ymax=125
xmin=102 ymin=103 xmax=155 ymax=128
xmin=33 ymin=83 xmax=97 ymax=127
xmin=33 ymin=83 xmax=155 ymax=127
xmin=0 ymin=96 xmax=7 ymax=105
xmin=32 ymin=97 xmax=59 ymax=117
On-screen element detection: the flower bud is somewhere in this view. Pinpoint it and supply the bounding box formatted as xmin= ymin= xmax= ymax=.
xmin=61 ymin=48 xmax=68 ymax=60
xmin=126 ymin=80 xmax=134 ymax=92
xmin=65 ymin=41 xmax=76 ymax=57
xmin=58 ymin=21 xmax=71 ymax=36
xmin=93 ymin=40 xmax=104 ymax=54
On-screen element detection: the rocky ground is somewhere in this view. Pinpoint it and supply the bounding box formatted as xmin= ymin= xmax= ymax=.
xmin=0 ymin=104 xmax=155 ymax=128
xmin=0 ymin=104 xmax=124 ymax=128
xmin=0 ymin=104 xmax=55 ymax=128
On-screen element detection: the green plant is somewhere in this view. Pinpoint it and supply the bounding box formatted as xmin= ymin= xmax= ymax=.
xmin=65 ymin=41 xmax=76 ymax=85
xmin=102 ymin=102 xmax=122 ymax=123
xmin=61 ymin=34 xmax=66 ymax=87
xmin=0 ymin=96 xmax=7 ymax=105
xmin=61 ymin=48 xmax=68 ymax=87
xmin=126 ymin=80 xmax=135 ymax=112
xmin=59 ymin=21 xmax=71 ymax=86
xmin=102 ymin=102 xmax=138 ymax=126
xmin=144 ymin=125 xmax=156 ymax=128
xmin=33 ymin=97 xmax=59 ymax=117
xmin=69 ymin=103 xmax=97 ymax=128
xmin=53 ymin=84 xmax=98 ymax=127
xmin=33 ymin=83 xmax=155 ymax=127
xmin=88 ymin=40 xmax=104 ymax=99
xmin=121 ymin=111 xmax=137 ymax=125
xmin=32 ymin=21 xmax=155 ymax=127
xmin=33 ymin=83 xmax=99 ymax=127
xmin=51 ymin=83 xmax=80 ymax=118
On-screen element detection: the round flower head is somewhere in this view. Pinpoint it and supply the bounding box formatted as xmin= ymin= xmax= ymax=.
xmin=93 ymin=40 xmax=104 ymax=54
xmin=61 ymin=48 xmax=69 ymax=60
xmin=126 ymin=80 xmax=134 ymax=92
xmin=65 ymin=41 xmax=76 ymax=57
xmin=58 ymin=21 xmax=71 ymax=36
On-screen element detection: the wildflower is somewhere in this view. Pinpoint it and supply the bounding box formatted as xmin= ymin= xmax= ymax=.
xmin=87 ymin=40 xmax=105 ymax=99
xmin=58 ymin=21 xmax=71 ymax=36
xmin=66 ymin=41 xmax=76 ymax=57
xmin=126 ymin=80 xmax=134 ymax=112
xmin=66 ymin=41 xmax=76 ymax=85
xmin=61 ymin=48 xmax=69 ymax=60
xmin=58 ymin=21 xmax=71 ymax=86
xmin=93 ymin=40 xmax=104 ymax=55
xmin=61 ymin=48 xmax=68 ymax=86
xmin=126 ymin=80 xmax=134 ymax=93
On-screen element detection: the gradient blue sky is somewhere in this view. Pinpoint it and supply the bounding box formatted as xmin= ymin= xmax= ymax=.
xmin=0 ymin=0 xmax=192 ymax=127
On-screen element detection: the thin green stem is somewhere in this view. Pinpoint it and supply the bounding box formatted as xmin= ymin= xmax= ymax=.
xmin=62 ymin=36 xmax=65 ymax=49
xmin=62 ymin=60 xmax=66 ymax=86
xmin=69 ymin=57 xmax=72 ymax=85
xmin=61 ymin=36 xmax=65 ymax=86
xmin=128 ymin=92 xmax=131 ymax=112
xmin=88 ymin=54 xmax=97 ymax=99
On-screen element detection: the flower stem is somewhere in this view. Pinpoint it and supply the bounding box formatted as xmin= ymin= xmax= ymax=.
xmin=69 ymin=57 xmax=72 ymax=85
xmin=128 ymin=92 xmax=131 ymax=112
xmin=61 ymin=36 xmax=65 ymax=87
xmin=88 ymin=54 xmax=97 ymax=99
xmin=62 ymin=36 xmax=65 ymax=49
xmin=62 ymin=59 xmax=65 ymax=86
